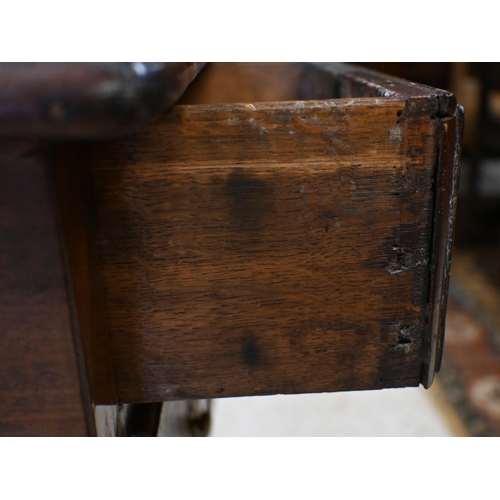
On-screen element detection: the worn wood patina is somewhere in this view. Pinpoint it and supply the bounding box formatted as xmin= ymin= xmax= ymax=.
xmin=0 ymin=63 xmax=462 ymax=435
xmin=53 ymin=63 xmax=462 ymax=405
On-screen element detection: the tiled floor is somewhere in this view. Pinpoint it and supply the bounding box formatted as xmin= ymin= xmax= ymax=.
xmin=210 ymin=386 xmax=454 ymax=437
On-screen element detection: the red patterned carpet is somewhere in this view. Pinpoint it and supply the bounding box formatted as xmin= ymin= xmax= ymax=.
xmin=437 ymin=248 xmax=500 ymax=436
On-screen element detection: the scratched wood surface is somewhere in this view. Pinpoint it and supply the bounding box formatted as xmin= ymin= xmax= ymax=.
xmin=69 ymin=99 xmax=438 ymax=404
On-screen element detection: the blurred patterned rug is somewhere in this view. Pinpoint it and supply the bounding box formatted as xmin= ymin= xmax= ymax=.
xmin=436 ymin=247 xmax=500 ymax=436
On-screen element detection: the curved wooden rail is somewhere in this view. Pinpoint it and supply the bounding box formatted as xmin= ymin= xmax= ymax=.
xmin=0 ymin=62 xmax=205 ymax=138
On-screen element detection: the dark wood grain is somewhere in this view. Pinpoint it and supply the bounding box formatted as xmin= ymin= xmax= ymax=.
xmin=50 ymin=63 xmax=462 ymax=408
xmin=0 ymin=63 xmax=463 ymax=435
xmin=52 ymin=145 xmax=118 ymax=404
xmin=0 ymin=141 xmax=92 ymax=435
xmin=312 ymin=63 xmax=462 ymax=385
xmin=63 ymin=97 xmax=440 ymax=404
